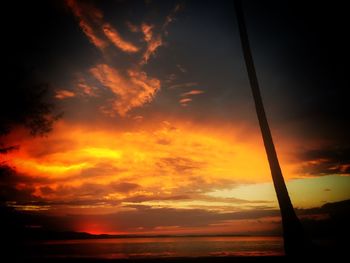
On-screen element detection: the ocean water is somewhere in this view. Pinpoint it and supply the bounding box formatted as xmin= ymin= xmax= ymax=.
xmin=24 ymin=236 xmax=284 ymax=259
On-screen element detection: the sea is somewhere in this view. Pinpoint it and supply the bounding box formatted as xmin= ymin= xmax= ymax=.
xmin=24 ymin=236 xmax=284 ymax=259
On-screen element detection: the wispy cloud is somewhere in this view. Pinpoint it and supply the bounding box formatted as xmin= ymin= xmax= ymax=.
xmin=162 ymin=4 xmax=182 ymax=32
xmin=140 ymin=4 xmax=182 ymax=64
xmin=298 ymin=146 xmax=350 ymax=176
xmin=65 ymin=0 xmax=107 ymax=49
xmin=176 ymin=64 xmax=187 ymax=73
xmin=141 ymin=23 xmax=153 ymax=42
xmin=178 ymin=89 xmax=204 ymax=106
xmin=76 ymin=76 xmax=98 ymax=97
xmin=140 ymin=23 xmax=163 ymax=65
xmin=66 ymin=0 xmax=139 ymax=54
xmin=90 ymin=64 xmax=160 ymax=116
xmin=55 ymin=90 xmax=76 ymax=100
xmin=126 ymin=21 xmax=139 ymax=33
xmin=66 ymin=1 xmax=183 ymax=116
xmin=181 ymin=90 xmax=205 ymax=97
xmin=168 ymin=82 xmax=198 ymax=90
xmin=164 ymin=73 xmax=177 ymax=84
xmin=102 ymin=23 xmax=139 ymax=53
xmin=179 ymin=98 xmax=192 ymax=106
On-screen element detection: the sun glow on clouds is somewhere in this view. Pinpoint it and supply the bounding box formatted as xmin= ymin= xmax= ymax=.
xmin=6 ymin=120 xmax=283 ymax=213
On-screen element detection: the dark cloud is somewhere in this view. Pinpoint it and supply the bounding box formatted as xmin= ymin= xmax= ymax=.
xmin=299 ymin=146 xmax=350 ymax=175
xmin=43 ymin=181 xmax=140 ymax=200
xmin=9 ymin=199 xmax=350 ymax=234
xmin=3 ymin=188 xmax=350 ymax=243
xmin=193 ymin=194 xmax=272 ymax=205
xmin=0 ymin=145 xmax=19 ymax=154
xmin=0 ymin=165 xmax=136 ymax=207
xmin=157 ymin=157 xmax=204 ymax=174
xmin=173 ymin=177 xmax=237 ymax=195
xmin=0 ymin=165 xmax=40 ymax=204
xmin=122 ymin=194 xmax=191 ymax=203
xmin=39 ymin=186 xmax=55 ymax=195
xmin=78 ymin=163 xmax=125 ymax=178
xmin=78 ymin=207 xmax=280 ymax=231
xmin=110 ymin=182 xmax=140 ymax=193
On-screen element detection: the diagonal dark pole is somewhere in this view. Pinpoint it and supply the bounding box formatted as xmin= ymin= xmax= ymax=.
xmin=234 ymin=0 xmax=309 ymax=256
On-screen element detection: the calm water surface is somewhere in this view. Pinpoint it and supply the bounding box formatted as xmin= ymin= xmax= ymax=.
xmin=27 ymin=236 xmax=284 ymax=259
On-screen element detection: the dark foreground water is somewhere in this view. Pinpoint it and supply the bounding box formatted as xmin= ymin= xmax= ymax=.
xmin=24 ymin=236 xmax=284 ymax=260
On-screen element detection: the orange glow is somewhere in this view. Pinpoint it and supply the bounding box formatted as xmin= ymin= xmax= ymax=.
xmin=77 ymin=221 xmax=122 ymax=235
xmin=4 ymin=120 xmax=300 ymax=210
xmin=3 ymin=119 xmax=338 ymax=235
xmin=8 ymin=121 xmax=268 ymax=181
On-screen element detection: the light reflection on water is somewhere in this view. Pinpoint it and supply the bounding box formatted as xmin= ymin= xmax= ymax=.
xmin=27 ymin=236 xmax=284 ymax=259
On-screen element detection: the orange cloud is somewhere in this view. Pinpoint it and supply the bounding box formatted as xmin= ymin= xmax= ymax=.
xmin=141 ymin=35 xmax=162 ymax=64
xmin=126 ymin=21 xmax=139 ymax=33
xmin=162 ymin=4 xmax=182 ymax=31
xmin=74 ymin=76 xmax=98 ymax=97
xmin=5 ymin=119 xmax=318 ymax=232
xmin=102 ymin=23 xmax=139 ymax=53
xmin=6 ymin=121 xmax=275 ymax=209
xmin=139 ymin=22 xmax=163 ymax=64
xmin=67 ymin=0 xmax=139 ymax=54
xmin=90 ymin=64 xmax=160 ymax=116
xmin=168 ymin=82 xmax=198 ymax=89
xmin=65 ymin=0 xmax=107 ymax=49
xmin=178 ymin=89 xmax=204 ymax=106
xmin=79 ymin=20 xmax=106 ymax=49
xmin=141 ymin=23 xmax=153 ymax=42
xmin=55 ymin=90 xmax=76 ymax=99
xmin=181 ymin=90 xmax=205 ymax=97
xmin=138 ymin=3 xmax=182 ymax=64
xmin=179 ymin=98 xmax=192 ymax=106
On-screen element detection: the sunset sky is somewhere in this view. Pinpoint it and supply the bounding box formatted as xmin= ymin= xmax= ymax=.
xmin=1 ymin=0 xmax=349 ymax=236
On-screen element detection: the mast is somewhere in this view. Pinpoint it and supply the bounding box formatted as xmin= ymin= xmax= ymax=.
xmin=234 ymin=0 xmax=309 ymax=256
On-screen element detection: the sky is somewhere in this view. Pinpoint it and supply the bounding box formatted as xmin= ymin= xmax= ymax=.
xmin=1 ymin=0 xmax=350 ymax=236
